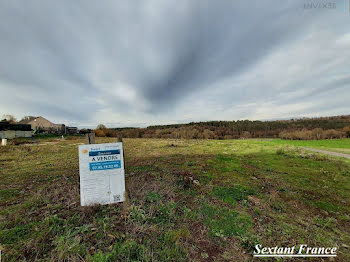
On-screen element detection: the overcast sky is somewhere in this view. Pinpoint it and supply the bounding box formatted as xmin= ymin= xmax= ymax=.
xmin=0 ymin=1 xmax=349 ymax=128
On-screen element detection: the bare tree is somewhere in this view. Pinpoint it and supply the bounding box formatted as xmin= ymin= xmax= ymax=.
xmin=344 ymin=126 xmax=350 ymax=138
xmin=2 ymin=114 xmax=17 ymax=123
xmin=96 ymin=124 xmax=107 ymax=130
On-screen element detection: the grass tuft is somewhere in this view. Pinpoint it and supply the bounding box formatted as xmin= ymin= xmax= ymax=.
xmin=211 ymin=185 xmax=255 ymax=205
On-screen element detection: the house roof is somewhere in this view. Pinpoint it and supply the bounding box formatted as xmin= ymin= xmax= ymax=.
xmin=18 ymin=116 xmax=39 ymax=124
xmin=19 ymin=116 xmax=65 ymax=127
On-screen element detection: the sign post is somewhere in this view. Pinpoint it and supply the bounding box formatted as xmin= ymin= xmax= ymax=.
xmin=78 ymin=142 xmax=125 ymax=206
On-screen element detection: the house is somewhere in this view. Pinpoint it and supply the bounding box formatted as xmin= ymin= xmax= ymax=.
xmin=20 ymin=116 xmax=66 ymax=134
xmin=66 ymin=126 xmax=78 ymax=135
xmin=0 ymin=120 xmax=32 ymax=139
xmin=79 ymin=128 xmax=92 ymax=134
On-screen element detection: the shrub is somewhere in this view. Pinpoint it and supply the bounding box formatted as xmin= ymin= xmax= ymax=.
xmin=344 ymin=126 xmax=350 ymax=138
xmin=94 ymin=129 xmax=106 ymax=137
xmin=279 ymin=128 xmax=345 ymax=140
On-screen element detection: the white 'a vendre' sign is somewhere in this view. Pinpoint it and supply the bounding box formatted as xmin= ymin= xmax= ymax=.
xmin=78 ymin=143 xmax=125 ymax=206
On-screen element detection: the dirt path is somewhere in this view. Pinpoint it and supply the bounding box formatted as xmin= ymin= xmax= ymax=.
xmin=303 ymin=147 xmax=350 ymax=160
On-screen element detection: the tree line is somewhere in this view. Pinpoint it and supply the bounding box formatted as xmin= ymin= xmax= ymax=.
xmin=95 ymin=115 xmax=350 ymax=140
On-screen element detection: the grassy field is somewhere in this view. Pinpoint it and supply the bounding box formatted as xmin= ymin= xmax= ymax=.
xmin=0 ymin=137 xmax=350 ymax=261
xmin=270 ymin=138 xmax=350 ymax=154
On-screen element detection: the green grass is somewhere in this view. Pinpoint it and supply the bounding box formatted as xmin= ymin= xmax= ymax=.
xmin=0 ymin=137 xmax=350 ymax=261
xmin=201 ymin=203 xmax=252 ymax=238
xmin=271 ymin=138 xmax=350 ymax=148
xmin=211 ymin=185 xmax=255 ymax=205
xmin=271 ymin=138 xmax=350 ymax=154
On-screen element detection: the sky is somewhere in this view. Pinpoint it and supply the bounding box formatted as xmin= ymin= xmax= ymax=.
xmin=0 ymin=1 xmax=349 ymax=128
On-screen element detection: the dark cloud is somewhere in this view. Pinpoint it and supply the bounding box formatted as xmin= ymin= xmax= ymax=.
xmin=0 ymin=1 xmax=349 ymax=127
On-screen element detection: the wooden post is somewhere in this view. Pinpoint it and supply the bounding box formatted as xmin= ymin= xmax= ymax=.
xmin=86 ymin=133 xmax=95 ymax=144
xmin=117 ymin=134 xmax=125 ymax=174
xmin=118 ymin=134 xmax=128 ymax=215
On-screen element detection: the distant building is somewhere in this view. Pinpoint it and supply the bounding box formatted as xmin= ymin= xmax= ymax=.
xmin=66 ymin=126 xmax=78 ymax=135
xmin=79 ymin=128 xmax=92 ymax=135
xmin=20 ymin=116 xmax=66 ymax=134
xmin=0 ymin=120 xmax=32 ymax=139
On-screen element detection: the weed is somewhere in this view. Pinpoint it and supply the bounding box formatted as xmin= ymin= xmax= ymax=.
xmin=201 ymin=204 xmax=252 ymax=238
xmin=211 ymin=185 xmax=255 ymax=205
xmin=90 ymin=238 xmax=149 ymax=262
xmin=314 ymin=201 xmax=339 ymax=213
xmin=145 ymin=192 xmax=163 ymax=203
xmin=0 ymin=223 xmax=33 ymax=244
xmin=0 ymin=188 xmax=19 ymax=201
xmin=276 ymin=148 xmax=286 ymax=155
xmin=128 ymin=205 xmax=147 ymax=222
xmin=150 ymin=201 xmax=177 ymax=224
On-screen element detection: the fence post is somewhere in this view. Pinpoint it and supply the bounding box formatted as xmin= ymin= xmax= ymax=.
xmin=86 ymin=133 xmax=95 ymax=144
xmin=118 ymin=134 xmax=128 ymax=216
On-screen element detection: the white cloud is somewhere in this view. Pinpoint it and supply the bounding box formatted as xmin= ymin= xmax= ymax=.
xmin=0 ymin=1 xmax=349 ymax=127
